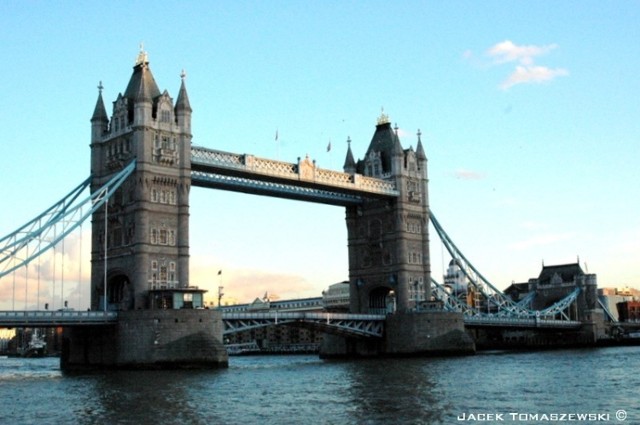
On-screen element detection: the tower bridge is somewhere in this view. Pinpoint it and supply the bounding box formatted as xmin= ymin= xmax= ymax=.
xmin=0 ymin=50 xmax=609 ymax=367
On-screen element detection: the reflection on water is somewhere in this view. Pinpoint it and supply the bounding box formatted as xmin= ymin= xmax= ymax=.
xmin=1 ymin=347 xmax=639 ymax=424
xmin=344 ymin=358 xmax=449 ymax=423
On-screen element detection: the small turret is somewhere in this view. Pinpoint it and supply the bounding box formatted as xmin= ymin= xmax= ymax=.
xmin=415 ymin=129 xmax=426 ymax=161
xmin=343 ymin=136 xmax=356 ymax=174
xmin=175 ymin=69 xmax=192 ymax=133
xmin=91 ymin=81 xmax=108 ymax=143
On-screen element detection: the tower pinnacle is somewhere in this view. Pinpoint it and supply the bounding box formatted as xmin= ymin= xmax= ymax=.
xmin=135 ymin=43 xmax=149 ymax=67
xmin=377 ymin=108 xmax=390 ymax=125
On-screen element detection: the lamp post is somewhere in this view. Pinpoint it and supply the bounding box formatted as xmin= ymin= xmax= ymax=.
xmin=103 ymin=197 xmax=108 ymax=312
xmin=218 ymin=286 xmax=224 ymax=308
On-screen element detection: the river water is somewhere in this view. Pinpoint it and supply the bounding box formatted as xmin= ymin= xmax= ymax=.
xmin=0 ymin=346 xmax=638 ymax=424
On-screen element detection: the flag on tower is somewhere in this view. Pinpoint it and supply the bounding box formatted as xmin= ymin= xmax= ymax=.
xmin=275 ymin=129 xmax=278 ymax=141
xmin=327 ymin=140 xmax=332 ymax=152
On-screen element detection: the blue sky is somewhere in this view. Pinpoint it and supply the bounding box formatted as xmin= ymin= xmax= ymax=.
xmin=0 ymin=1 xmax=638 ymax=308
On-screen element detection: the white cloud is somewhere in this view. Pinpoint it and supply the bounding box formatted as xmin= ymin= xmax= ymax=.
xmin=500 ymin=65 xmax=569 ymax=90
xmin=453 ymin=168 xmax=486 ymax=180
xmin=509 ymin=232 xmax=574 ymax=251
xmin=487 ymin=40 xmax=558 ymax=65
xmin=466 ymin=40 xmax=568 ymax=90
xmin=396 ymin=128 xmax=411 ymax=139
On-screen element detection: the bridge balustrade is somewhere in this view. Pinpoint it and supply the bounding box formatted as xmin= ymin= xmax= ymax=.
xmin=191 ymin=146 xmax=399 ymax=197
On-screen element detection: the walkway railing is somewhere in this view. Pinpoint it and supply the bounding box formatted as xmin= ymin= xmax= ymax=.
xmin=191 ymin=146 xmax=399 ymax=203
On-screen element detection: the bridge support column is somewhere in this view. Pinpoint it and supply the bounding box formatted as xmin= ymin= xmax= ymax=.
xmin=61 ymin=309 xmax=228 ymax=370
xmin=384 ymin=311 xmax=475 ymax=356
xmin=320 ymin=311 xmax=474 ymax=358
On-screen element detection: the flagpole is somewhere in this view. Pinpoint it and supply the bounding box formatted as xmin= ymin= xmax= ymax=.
xmin=217 ymin=269 xmax=223 ymax=308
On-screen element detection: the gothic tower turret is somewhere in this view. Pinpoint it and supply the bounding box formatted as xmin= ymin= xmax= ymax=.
xmin=90 ymin=48 xmax=193 ymax=311
xmin=346 ymin=113 xmax=431 ymax=314
xmin=343 ymin=137 xmax=357 ymax=174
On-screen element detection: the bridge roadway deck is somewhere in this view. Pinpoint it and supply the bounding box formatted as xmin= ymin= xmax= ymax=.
xmin=463 ymin=315 xmax=583 ymax=329
xmin=0 ymin=310 xmax=585 ymax=332
xmin=190 ymin=146 xmax=399 ymax=206
xmin=0 ymin=310 xmax=118 ymax=327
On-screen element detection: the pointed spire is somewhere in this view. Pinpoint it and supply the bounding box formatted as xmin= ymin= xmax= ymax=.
xmin=415 ymin=129 xmax=426 ymax=160
xmin=91 ymin=81 xmax=108 ymax=123
xmin=343 ymin=136 xmax=356 ymax=173
xmin=391 ymin=125 xmax=403 ymax=156
xmin=366 ymin=111 xmax=403 ymax=173
xmin=124 ymin=46 xmax=161 ymax=102
xmin=175 ymin=69 xmax=192 ymax=113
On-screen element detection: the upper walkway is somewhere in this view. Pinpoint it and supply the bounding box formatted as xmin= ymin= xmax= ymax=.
xmin=190 ymin=146 xmax=399 ymax=206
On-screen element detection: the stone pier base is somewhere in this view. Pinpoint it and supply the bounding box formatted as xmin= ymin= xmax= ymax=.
xmin=320 ymin=311 xmax=475 ymax=358
xmin=61 ymin=309 xmax=228 ymax=370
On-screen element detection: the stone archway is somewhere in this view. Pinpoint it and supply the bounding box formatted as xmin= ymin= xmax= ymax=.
xmin=368 ymin=286 xmax=395 ymax=315
xmin=107 ymin=274 xmax=133 ymax=311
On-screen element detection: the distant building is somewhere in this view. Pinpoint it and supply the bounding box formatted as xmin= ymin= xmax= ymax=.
xmin=598 ymin=287 xmax=640 ymax=321
xmin=322 ymin=281 xmax=350 ymax=312
xmin=221 ymin=294 xmax=325 ymax=351
xmin=504 ymin=282 xmax=530 ymax=302
xmin=529 ymin=263 xmax=600 ymax=321
xmin=443 ymin=259 xmax=468 ymax=298
xmin=221 ymin=283 xmax=358 ymax=351
xmin=617 ymin=301 xmax=640 ymax=322
xmin=502 ymin=263 xmax=601 ymax=322
xmin=221 ymin=295 xmax=324 ymax=313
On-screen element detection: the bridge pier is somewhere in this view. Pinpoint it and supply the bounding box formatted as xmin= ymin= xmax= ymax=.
xmin=320 ymin=311 xmax=475 ymax=358
xmin=61 ymin=310 xmax=228 ymax=370
xmin=467 ymin=309 xmax=608 ymax=350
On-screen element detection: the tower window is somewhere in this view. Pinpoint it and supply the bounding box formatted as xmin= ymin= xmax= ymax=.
xmin=159 ymin=229 xmax=168 ymax=245
xmin=159 ymin=266 xmax=168 ymax=282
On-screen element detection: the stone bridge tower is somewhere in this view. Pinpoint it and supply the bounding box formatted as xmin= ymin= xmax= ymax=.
xmin=344 ymin=113 xmax=431 ymax=314
xmin=68 ymin=49 xmax=227 ymax=370
xmin=322 ymin=113 xmax=473 ymax=358
xmin=89 ymin=49 xmax=192 ymax=311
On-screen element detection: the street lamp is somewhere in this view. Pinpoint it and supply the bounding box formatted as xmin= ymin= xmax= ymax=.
xmin=218 ymin=286 xmax=224 ymax=308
